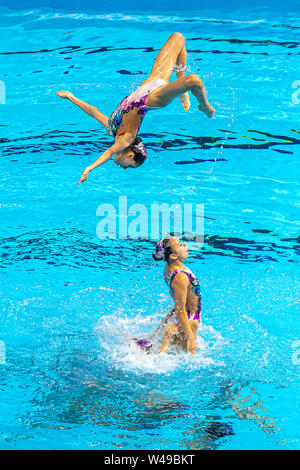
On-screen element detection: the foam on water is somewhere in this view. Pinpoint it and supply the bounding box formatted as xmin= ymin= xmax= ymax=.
xmin=7 ymin=9 xmax=266 ymax=25
xmin=95 ymin=311 xmax=226 ymax=375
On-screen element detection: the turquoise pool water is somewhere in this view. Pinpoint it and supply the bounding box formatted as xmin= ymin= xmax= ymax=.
xmin=0 ymin=5 xmax=299 ymax=450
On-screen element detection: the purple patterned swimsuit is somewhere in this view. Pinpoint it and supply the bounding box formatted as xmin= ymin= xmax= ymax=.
xmin=108 ymin=78 xmax=167 ymax=138
xmin=165 ymin=268 xmax=202 ymax=323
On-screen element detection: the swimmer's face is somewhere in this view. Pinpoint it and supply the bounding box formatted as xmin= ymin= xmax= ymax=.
xmin=167 ymin=237 xmax=189 ymax=261
xmin=114 ymin=148 xmax=138 ymax=169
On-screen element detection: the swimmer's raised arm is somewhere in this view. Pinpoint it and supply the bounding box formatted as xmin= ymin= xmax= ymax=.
xmin=77 ymin=133 xmax=134 ymax=185
xmin=55 ymin=90 xmax=111 ymax=134
xmin=148 ymin=311 xmax=172 ymax=339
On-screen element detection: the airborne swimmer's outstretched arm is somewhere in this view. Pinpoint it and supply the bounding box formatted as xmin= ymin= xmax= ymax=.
xmin=55 ymin=90 xmax=135 ymax=184
xmin=77 ymin=132 xmax=135 ymax=185
xmin=55 ymin=90 xmax=111 ymax=134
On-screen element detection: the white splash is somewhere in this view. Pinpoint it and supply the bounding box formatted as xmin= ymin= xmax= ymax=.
xmin=95 ymin=311 xmax=225 ymax=375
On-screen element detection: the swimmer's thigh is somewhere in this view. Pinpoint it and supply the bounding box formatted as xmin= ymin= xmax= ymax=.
xmin=147 ymin=33 xmax=185 ymax=83
xmin=172 ymin=320 xmax=199 ymax=350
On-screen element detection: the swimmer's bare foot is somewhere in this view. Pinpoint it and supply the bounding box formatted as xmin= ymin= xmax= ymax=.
xmin=55 ymin=90 xmax=74 ymax=99
xmin=179 ymin=92 xmax=190 ymax=112
xmin=198 ymin=103 xmax=215 ymax=118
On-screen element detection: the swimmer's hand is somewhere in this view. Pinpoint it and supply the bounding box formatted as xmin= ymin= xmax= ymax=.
xmin=55 ymin=90 xmax=74 ymax=100
xmin=187 ymin=336 xmax=197 ymax=355
xmin=77 ymin=166 xmax=91 ymax=185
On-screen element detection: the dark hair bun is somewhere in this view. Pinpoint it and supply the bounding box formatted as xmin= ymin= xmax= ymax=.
xmin=130 ymin=137 xmax=147 ymax=167
xmin=152 ymin=252 xmax=164 ymax=261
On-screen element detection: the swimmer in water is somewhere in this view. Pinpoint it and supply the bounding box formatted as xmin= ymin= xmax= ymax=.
xmin=55 ymin=33 xmax=215 ymax=184
xmin=136 ymin=236 xmax=201 ymax=355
